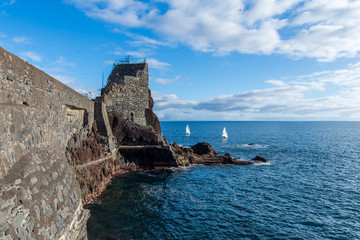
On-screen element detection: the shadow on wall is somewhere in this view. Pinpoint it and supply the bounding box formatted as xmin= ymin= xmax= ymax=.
xmin=65 ymin=104 xmax=89 ymax=127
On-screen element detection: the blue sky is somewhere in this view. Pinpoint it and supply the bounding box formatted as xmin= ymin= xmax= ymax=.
xmin=1 ymin=0 xmax=360 ymax=120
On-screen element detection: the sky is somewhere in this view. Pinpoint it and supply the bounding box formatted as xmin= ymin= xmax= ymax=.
xmin=1 ymin=0 xmax=360 ymax=121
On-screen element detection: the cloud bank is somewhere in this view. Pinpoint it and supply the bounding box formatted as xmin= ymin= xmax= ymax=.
xmin=152 ymin=62 xmax=360 ymax=120
xmin=66 ymin=0 xmax=360 ymax=61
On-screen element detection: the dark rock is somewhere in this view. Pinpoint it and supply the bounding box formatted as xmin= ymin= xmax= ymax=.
xmin=170 ymin=142 xmax=193 ymax=166
xmin=170 ymin=142 xmax=256 ymax=166
xmin=108 ymin=111 xmax=161 ymax=145
xmin=120 ymin=146 xmax=177 ymax=169
xmin=251 ymin=155 xmax=270 ymax=162
xmin=220 ymin=153 xmax=235 ymax=164
xmin=191 ymin=142 xmax=218 ymax=157
xmin=145 ymin=108 xmax=161 ymax=134
xmin=108 ymin=112 xmax=126 ymax=142
xmin=148 ymin=89 xmax=154 ymax=109
xmin=66 ymin=123 xmax=104 ymax=166
xmin=145 ymin=89 xmax=161 ymax=134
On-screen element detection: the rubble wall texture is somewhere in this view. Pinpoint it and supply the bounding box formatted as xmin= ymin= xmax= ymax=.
xmin=101 ymin=63 xmax=149 ymax=126
xmin=0 ymin=47 xmax=93 ymax=239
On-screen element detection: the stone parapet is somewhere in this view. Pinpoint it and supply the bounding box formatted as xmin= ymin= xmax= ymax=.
xmin=0 ymin=47 xmax=93 ymax=239
xmin=0 ymin=47 xmax=94 ymax=178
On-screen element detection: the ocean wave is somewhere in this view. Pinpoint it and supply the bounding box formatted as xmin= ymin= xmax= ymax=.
xmin=236 ymin=143 xmax=270 ymax=149
xmin=87 ymin=198 xmax=102 ymax=205
xmin=252 ymin=161 xmax=271 ymax=166
xmin=179 ymin=144 xmax=191 ymax=148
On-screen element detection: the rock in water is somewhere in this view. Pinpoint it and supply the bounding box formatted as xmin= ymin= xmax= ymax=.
xmin=191 ymin=142 xmax=218 ymax=157
xmin=251 ymin=155 xmax=270 ymax=162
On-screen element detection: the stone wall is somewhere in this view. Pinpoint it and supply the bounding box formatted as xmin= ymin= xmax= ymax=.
xmin=0 ymin=47 xmax=94 ymax=178
xmin=0 ymin=149 xmax=89 ymax=240
xmin=101 ymin=63 xmax=149 ymax=126
xmin=0 ymin=47 xmax=171 ymax=240
xmin=0 ymin=47 xmax=93 ymax=239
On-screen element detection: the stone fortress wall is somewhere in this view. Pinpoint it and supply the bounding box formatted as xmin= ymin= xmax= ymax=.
xmin=0 ymin=47 xmax=166 ymax=240
xmin=0 ymin=47 xmax=95 ymax=239
xmin=101 ymin=63 xmax=149 ymax=126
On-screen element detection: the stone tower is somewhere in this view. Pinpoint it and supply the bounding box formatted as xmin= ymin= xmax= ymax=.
xmin=101 ymin=63 xmax=149 ymax=126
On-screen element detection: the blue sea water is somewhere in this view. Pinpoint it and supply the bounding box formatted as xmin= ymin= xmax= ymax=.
xmin=85 ymin=121 xmax=360 ymax=239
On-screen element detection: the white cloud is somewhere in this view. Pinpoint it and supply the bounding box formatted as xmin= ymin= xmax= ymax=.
xmin=104 ymin=60 xmax=114 ymax=65
xmin=125 ymin=32 xmax=171 ymax=47
xmin=51 ymin=74 xmax=76 ymax=84
xmin=153 ymin=62 xmax=360 ymax=120
xmin=67 ymin=0 xmax=360 ymax=61
xmin=266 ymin=80 xmax=286 ymax=87
xmin=1 ymin=0 xmax=15 ymax=7
xmin=56 ymin=56 xmax=76 ymax=67
xmin=152 ymin=90 xmax=197 ymax=111
xmin=155 ymin=75 xmax=180 ymax=85
xmin=12 ymin=36 xmax=29 ymax=43
xmin=20 ymin=51 xmax=42 ymax=62
xmin=0 ymin=33 xmax=7 ymax=38
xmin=41 ymin=67 xmax=67 ymax=73
xmin=51 ymin=74 xmax=98 ymax=98
xmin=113 ymin=50 xmax=146 ymax=58
xmin=146 ymin=58 xmax=170 ymax=70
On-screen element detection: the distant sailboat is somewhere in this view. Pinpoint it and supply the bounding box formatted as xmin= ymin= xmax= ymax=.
xmin=222 ymin=127 xmax=228 ymax=139
xmin=186 ymin=124 xmax=191 ymax=136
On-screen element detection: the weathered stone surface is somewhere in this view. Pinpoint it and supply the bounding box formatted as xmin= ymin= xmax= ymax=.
xmin=0 ymin=148 xmax=89 ymax=240
xmin=0 ymin=47 xmax=94 ymax=179
xmin=66 ymin=123 xmax=105 ymax=166
xmin=42 ymin=202 xmax=53 ymax=217
xmin=34 ymin=205 xmax=40 ymax=221
xmin=16 ymin=226 xmax=28 ymax=240
xmin=30 ymin=177 xmax=37 ymax=185
xmin=101 ymin=63 xmax=149 ymax=126
xmin=12 ymin=212 xmax=25 ymax=228
xmin=145 ymin=89 xmax=161 ymax=134
xmin=108 ymin=111 xmax=165 ymax=146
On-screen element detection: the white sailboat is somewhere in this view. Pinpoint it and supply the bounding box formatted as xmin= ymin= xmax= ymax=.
xmin=222 ymin=127 xmax=228 ymax=139
xmin=186 ymin=124 xmax=191 ymax=136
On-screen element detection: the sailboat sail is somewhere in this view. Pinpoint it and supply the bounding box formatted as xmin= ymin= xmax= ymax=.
xmin=222 ymin=127 xmax=228 ymax=139
xmin=186 ymin=124 xmax=191 ymax=135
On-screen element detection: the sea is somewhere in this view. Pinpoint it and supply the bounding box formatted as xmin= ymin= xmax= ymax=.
xmin=85 ymin=121 xmax=360 ymax=240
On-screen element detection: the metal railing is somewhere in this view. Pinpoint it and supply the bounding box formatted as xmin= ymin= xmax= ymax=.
xmin=113 ymin=55 xmax=146 ymax=66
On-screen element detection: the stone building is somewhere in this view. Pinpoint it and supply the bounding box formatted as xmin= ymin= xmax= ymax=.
xmin=101 ymin=63 xmax=149 ymax=126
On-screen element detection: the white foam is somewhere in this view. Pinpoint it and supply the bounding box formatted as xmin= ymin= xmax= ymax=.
xmin=87 ymin=199 xmax=102 ymax=205
xmin=236 ymin=143 xmax=270 ymax=149
xmin=253 ymin=161 xmax=271 ymax=165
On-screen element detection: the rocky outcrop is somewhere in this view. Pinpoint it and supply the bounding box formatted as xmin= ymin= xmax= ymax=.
xmin=145 ymin=89 xmax=161 ymax=134
xmin=108 ymin=111 xmax=164 ymax=146
xmin=66 ymin=124 xmax=106 ymax=166
xmin=65 ymin=123 xmax=124 ymax=204
xmin=171 ymin=142 xmax=267 ymax=166
xmin=251 ymin=155 xmax=270 ymax=162
xmin=191 ymin=142 xmax=218 ymax=157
